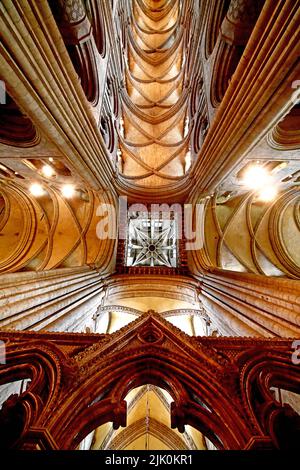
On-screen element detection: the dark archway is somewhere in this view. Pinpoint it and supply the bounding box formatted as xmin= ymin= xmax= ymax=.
xmin=0 ymin=313 xmax=299 ymax=450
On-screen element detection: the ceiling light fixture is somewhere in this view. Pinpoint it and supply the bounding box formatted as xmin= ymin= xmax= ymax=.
xmin=242 ymin=165 xmax=272 ymax=190
xmin=29 ymin=183 xmax=44 ymax=197
xmin=61 ymin=184 xmax=75 ymax=198
xmin=41 ymin=164 xmax=55 ymax=178
xmin=257 ymin=186 xmax=278 ymax=202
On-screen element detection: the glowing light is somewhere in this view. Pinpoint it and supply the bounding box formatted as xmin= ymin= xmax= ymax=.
xmin=61 ymin=184 xmax=75 ymax=198
xmin=29 ymin=183 xmax=44 ymax=197
xmin=49 ymin=157 xmax=54 ymax=162
xmin=41 ymin=164 xmax=55 ymax=178
xmin=242 ymin=165 xmax=271 ymax=190
xmin=257 ymin=186 xmax=278 ymax=202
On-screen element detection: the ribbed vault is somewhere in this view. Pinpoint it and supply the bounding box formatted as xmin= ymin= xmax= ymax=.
xmin=117 ymin=0 xmax=192 ymax=187
xmin=85 ymin=385 xmax=204 ymax=450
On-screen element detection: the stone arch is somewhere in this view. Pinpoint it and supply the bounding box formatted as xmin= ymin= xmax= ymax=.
xmin=204 ymin=0 xmax=230 ymax=59
xmin=0 ymin=95 xmax=39 ymax=147
xmin=1 ymin=314 xmax=299 ymax=450
xmin=54 ymin=349 xmax=248 ymax=450
xmin=239 ymin=348 xmax=300 ymax=447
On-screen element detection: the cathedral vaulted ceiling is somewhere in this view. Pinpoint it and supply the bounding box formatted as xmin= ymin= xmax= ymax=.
xmin=116 ymin=0 xmax=194 ymax=188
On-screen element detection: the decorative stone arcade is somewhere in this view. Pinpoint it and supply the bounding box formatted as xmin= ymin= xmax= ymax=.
xmin=0 ymin=312 xmax=299 ymax=450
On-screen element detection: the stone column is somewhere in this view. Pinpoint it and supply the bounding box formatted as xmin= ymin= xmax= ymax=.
xmin=199 ymin=269 xmax=300 ymax=338
xmin=0 ymin=266 xmax=106 ymax=332
xmin=0 ymin=0 xmax=114 ymax=191
xmin=0 ymin=266 xmax=106 ymax=407
xmin=189 ymin=0 xmax=300 ymax=196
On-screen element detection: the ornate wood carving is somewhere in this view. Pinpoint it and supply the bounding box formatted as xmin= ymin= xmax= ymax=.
xmin=0 ymin=312 xmax=299 ymax=449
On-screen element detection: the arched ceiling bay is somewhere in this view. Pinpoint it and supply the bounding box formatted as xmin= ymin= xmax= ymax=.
xmin=79 ymin=385 xmax=207 ymax=450
xmin=118 ymin=0 xmax=191 ymax=188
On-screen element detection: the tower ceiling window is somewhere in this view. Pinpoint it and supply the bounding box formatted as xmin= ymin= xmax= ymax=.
xmin=126 ymin=212 xmax=178 ymax=267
